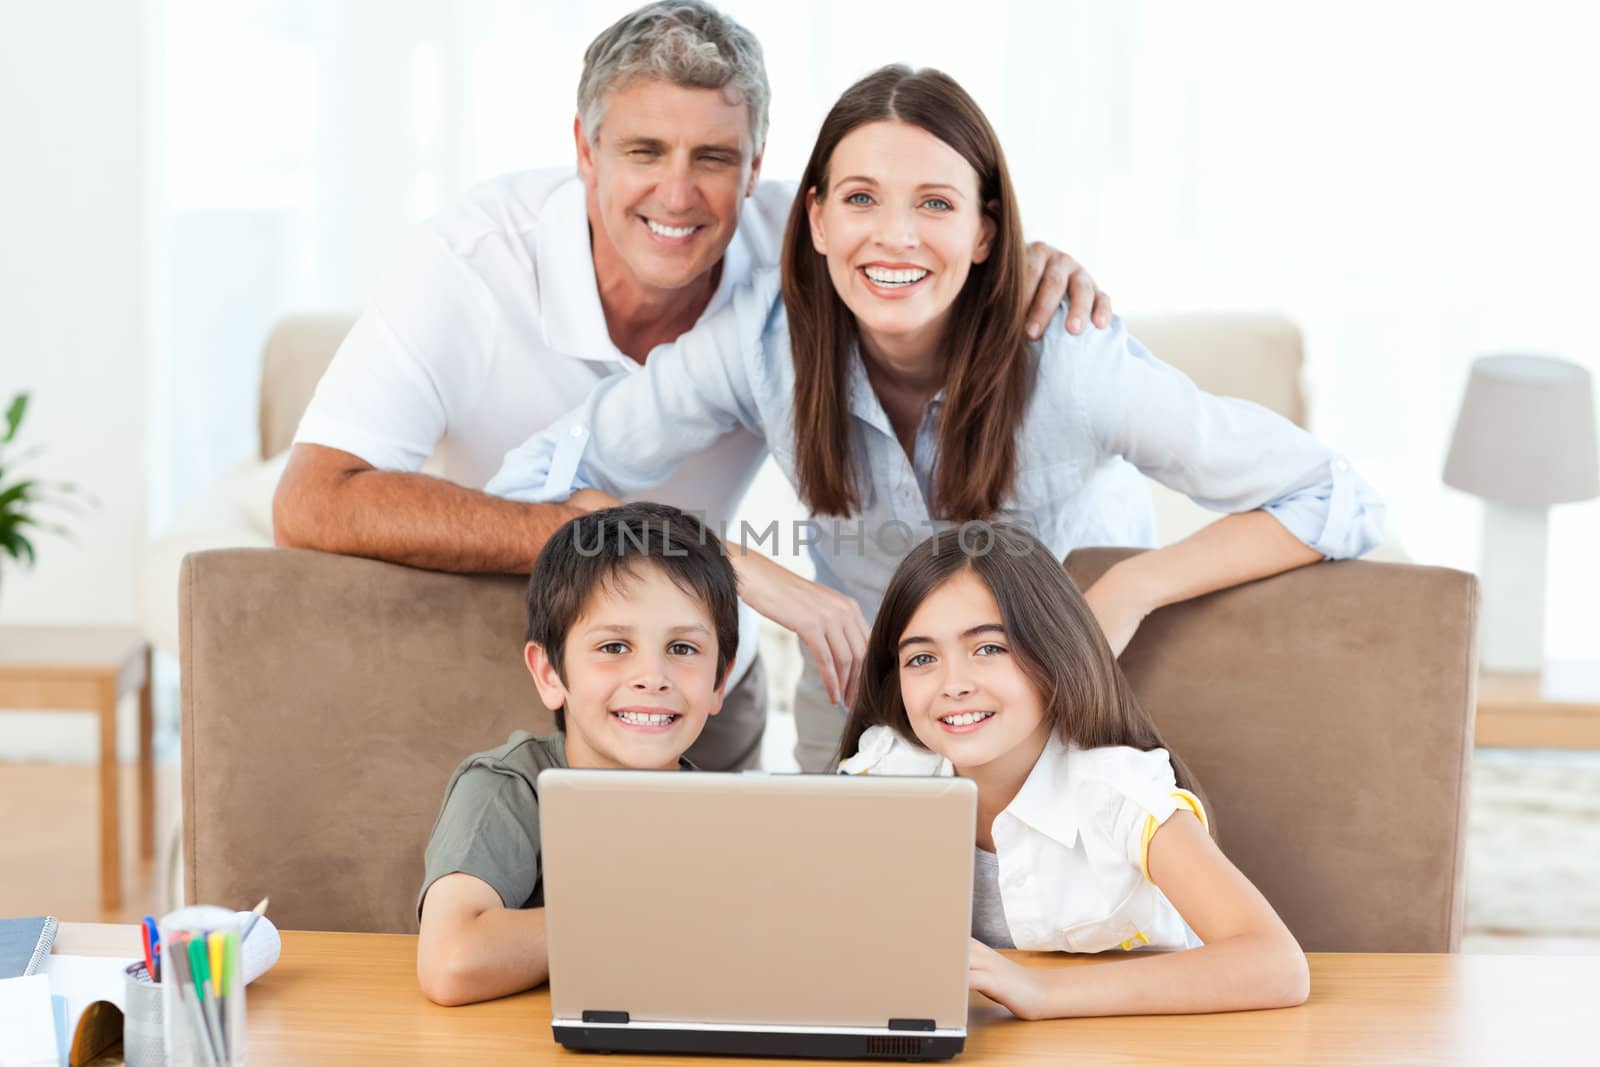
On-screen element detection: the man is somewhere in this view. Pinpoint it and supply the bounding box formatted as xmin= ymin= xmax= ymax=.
xmin=273 ymin=0 xmax=1109 ymax=771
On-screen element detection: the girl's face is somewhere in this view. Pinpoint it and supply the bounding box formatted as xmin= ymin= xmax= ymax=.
xmin=806 ymin=120 xmax=996 ymax=361
xmin=895 ymin=569 xmax=1049 ymax=773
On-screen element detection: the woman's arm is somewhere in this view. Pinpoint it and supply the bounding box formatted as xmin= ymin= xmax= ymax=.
xmin=417 ymin=872 xmax=550 ymax=1006
xmin=968 ymin=812 xmax=1309 ymax=1019
xmin=487 ymin=273 xmax=779 ymax=503
xmin=1084 ymin=510 xmax=1319 ymax=654
xmin=1066 ymin=321 xmax=1384 ymax=651
xmin=486 ymin=269 xmax=871 ymax=706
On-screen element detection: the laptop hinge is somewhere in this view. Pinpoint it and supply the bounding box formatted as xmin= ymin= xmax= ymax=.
xmin=887 ymin=1018 xmax=935 ymax=1031
xmin=582 ymin=1010 xmax=630 ymax=1024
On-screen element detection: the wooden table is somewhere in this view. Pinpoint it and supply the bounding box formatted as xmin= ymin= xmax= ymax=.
xmin=1477 ymin=661 xmax=1600 ymax=749
xmin=55 ymin=923 xmax=1599 ymax=1065
xmin=0 ymin=627 xmax=154 ymax=909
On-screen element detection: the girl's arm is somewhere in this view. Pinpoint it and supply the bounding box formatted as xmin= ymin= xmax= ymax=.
xmin=968 ymin=812 xmax=1309 ymax=1019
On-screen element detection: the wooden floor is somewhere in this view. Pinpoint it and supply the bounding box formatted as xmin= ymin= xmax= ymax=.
xmin=0 ymin=761 xmax=181 ymax=923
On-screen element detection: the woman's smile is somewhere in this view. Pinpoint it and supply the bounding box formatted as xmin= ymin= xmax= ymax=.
xmin=859 ymin=261 xmax=933 ymax=298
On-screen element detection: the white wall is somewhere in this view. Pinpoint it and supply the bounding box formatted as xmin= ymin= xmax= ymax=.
xmin=0 ymin=1 xmax=148 ymax=625
xmin=0 ymin=1 xmax=151 ymax=760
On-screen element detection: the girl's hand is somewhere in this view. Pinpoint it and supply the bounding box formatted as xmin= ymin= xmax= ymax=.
xmin=967 ymin=938 xmax=1050 ymax=1020
xmin=726 ymin=548 xmax=869 ymax=707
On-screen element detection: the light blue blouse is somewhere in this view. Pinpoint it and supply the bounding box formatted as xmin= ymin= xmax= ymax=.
xmin=487 ymin=268 xmax=1384 ymax=623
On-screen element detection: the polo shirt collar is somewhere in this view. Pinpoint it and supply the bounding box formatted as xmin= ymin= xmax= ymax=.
xmin=535 ymin=175 xmax=753 ymax=363
xmin=1001 ymin=733 xmax=1080 ymax=847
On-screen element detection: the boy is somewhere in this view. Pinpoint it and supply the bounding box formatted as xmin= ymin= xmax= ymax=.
xmin=416 ymin=502 xmax=739 ymax=1005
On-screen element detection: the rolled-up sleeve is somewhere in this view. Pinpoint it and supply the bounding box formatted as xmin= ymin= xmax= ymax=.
xmin=1070 ymin=318 xmax=1385 ymax=559
xmin=486 ymin=269 xmax=780 ymax=504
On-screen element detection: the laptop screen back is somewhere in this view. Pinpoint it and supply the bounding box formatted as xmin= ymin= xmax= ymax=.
xmin=540 ymin=770 xmax=975 ymax=1032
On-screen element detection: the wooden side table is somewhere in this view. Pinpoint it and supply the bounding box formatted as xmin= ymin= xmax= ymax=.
xmin=1476 ymin=661 xmax=1600 ymax=749
xmin=0 ymin=626 xmax=154 ymax=910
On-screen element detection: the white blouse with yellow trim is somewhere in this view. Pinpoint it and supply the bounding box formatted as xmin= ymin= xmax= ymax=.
xmin=839 ymin=725 xmax=1207 ymax=954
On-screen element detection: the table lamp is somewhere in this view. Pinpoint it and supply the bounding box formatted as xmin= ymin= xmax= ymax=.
xmin=1443 ymin=354 xmax=1599 ymax=672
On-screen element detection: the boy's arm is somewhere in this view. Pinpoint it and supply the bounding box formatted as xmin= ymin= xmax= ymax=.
xmin=968 ymin=813 xmax=1309 ymax=1019
xmin=417 ymin=872 xmax=550 ymax=1006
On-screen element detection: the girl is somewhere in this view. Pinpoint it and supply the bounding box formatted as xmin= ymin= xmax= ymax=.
xmin=838 ymin=522 xmax=1310 ymax=1018
xmin=488 ymin=65 xmax=1383 ymax=772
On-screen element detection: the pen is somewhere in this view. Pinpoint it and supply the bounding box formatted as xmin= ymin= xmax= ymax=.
xmin=146 ymin=915 xmax=162 ymax=982
xmin=240 ymin=896 xmax=269 ymax=944
xmin=140 ymin=916 xmax=156 ymax=981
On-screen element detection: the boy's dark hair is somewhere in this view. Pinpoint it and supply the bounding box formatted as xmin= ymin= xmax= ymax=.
xmin=525 ymin=502 xmax=739 ymax=731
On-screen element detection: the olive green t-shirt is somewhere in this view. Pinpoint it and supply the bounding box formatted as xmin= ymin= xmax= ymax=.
xmin=417 ymin=731 xmax=569 ymax=920
xmin=417 ymin=730 xmax=696 ymax=920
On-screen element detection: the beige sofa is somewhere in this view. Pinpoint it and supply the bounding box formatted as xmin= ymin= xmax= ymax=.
xmin=180 ymin=544 xmax=1477 ymax=948
xmin=173 ymin=313 xmax=1475 ymax=950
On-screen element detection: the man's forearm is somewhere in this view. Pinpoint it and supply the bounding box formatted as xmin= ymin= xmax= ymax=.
xmin=274 ymin=460 xmax=579 ymax=574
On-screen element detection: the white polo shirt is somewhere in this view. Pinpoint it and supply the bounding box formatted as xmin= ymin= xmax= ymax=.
xmin=840 ymin=725 xmax=1207 ymax=954
xmin=294 ymin=167 xmax=795 ymax=689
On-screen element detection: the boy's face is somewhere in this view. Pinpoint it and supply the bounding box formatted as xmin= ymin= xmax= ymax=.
xmin=526 ymin=563 xmax=728 ymax=771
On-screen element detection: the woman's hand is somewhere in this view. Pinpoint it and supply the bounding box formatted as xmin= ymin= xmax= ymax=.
xmin=566 ymin=488 xmax=622 ymax=513
xmin=968 ymin=939 xmax=1050 ymax=1020
xmin=727 ymin=547 xmax=868 ymax=707
xmin=1082 ymin=565 xmax=1157 ymax=657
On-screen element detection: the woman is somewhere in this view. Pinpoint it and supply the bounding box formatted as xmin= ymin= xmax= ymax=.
xmin=488 ymin=65 xmax=1383 ymax=771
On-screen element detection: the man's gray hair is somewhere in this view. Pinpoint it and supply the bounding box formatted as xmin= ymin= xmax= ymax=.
xmin=577 ymin=1 xmax=770 ymax=152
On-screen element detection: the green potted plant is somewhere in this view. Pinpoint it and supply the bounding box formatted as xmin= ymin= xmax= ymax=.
xmin=0 ymin=392 xmax=92 ymax=597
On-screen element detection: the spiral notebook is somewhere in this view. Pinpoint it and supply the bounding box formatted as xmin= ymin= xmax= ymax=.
xmin=0 ymin=915 xmax=58 ymax=979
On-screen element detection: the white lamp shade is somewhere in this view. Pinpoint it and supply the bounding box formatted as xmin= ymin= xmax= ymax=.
xmin=1443 ymin=354 xmax=1600 ymax=506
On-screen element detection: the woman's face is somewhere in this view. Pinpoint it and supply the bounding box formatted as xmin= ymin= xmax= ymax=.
xmin=806 ymin=120 xmax=995 ymax=361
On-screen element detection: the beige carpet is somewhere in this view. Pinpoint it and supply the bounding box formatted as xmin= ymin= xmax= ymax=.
xmin=1465 ymin=750 xmax=1600 ymax=937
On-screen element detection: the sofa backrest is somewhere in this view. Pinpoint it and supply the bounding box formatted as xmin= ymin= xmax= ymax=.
xmin=254 ymin=312 xmax=1306 ymax=461
xmin=1067 ymin=548 xmax=1476 ymax=953
xmin=181 ymin=547 xmax=544 ymax=934
xmin=259 ymin=316 xmax=357 ymax=460
xmin=181 ymin=546 xmax=1475 ymax=949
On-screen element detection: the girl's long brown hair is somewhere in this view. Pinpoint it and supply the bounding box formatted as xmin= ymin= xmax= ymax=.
xmin=837 ymin=524 xmax=1212 ymax=829
xmin=780 ymin=65 xmax=1032 ymax=521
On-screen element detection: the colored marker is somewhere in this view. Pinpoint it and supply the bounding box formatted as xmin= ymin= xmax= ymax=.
xmin=188 ymin=934 xmax=225 ymax=1065
xmin=169 ymin=934 xmax=219 ymax=1067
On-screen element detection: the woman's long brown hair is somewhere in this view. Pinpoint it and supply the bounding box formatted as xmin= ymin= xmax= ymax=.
xmin=780 ymin=65 xmax=1032 ymax=521
xmin=837 ymin=524 xmax=1212 ymax=830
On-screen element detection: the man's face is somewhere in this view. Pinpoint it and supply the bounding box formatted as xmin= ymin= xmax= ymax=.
xmin=526 ymin=562 xmax=728 ymax=771
xmin=577 ymin=79 xmax=763 ymax=294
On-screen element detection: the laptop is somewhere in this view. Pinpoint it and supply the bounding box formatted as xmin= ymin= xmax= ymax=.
xmin=539 ymin=769 xmax=976 ymax=1060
